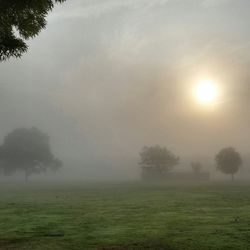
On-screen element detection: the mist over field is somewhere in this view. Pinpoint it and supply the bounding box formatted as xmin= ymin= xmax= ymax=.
xmin=1 ymin=0 xmax=250 ymax=181
xmin=2 ymin=1 xmax=250 ymax=250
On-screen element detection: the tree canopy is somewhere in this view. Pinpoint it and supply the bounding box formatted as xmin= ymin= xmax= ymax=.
xmin=139 ymin=145 xmax=179 ymax=180
xmin=0 ymin=0 xmax=66 ymax=61
xmin=215 ymin=147 xmax=242 ymax=181
xmin=0 ymin=127 xmax=62 ymax=181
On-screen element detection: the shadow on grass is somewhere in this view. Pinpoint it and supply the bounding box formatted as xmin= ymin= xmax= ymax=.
xmin=0 ymin=239 xmax=176 ymax=250
xmin=93 ymin=240 xmax=176 ymax=250
xmin=0 ymin=239 xmax=27 ymax=250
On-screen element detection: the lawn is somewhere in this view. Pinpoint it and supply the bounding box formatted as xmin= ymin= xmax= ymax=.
xmin=0 ymin=182 xmax=250 ymax=249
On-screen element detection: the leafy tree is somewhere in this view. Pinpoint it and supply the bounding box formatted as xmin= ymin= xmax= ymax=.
xmin=191 ymin=161 xmax=202 ymax=173
xmin=0 ymin=0 xmax=66 ymax=61
xmin=139 ymin=145 xmax=179 ymax=180
xmin=49 ymin=158 xmax=62 ymax=173
xmin=215 ymin=147 xmax=242 ymax=181
xmin=0 ymin=127 xmax=62 ymax=181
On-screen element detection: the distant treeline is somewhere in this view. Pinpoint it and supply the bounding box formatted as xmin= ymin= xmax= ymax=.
xmin=139 ymin=145 xmax=242 ymax=181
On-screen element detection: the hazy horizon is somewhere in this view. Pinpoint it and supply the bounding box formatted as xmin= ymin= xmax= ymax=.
xmin=1 ymin=0 xmax=250 ymax=180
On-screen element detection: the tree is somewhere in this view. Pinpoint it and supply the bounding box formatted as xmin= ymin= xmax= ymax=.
xmin=215 ymin=147 xmax=242 ymax=181
xmin=49 ymin=158 xmax=62 ymax=173
xmin=139 ymin=145 xmax=179 ymax=180
xmin=0 ymin=0 xmax=66 ymax=61
xmin=191 ymin=161 xmax=202 ymax=173
xmin=0 ymin=127 xmax=62 ymax=181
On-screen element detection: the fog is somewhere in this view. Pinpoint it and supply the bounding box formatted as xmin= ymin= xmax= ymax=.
xmin=1 ymin=0 xmax=250 ymax=181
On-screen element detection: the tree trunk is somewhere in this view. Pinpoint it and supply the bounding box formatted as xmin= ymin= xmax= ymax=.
xmin=231 ymin=174 xmax=234 ymax=182
xmin=25 ymin=169 xmax=29 ymax=182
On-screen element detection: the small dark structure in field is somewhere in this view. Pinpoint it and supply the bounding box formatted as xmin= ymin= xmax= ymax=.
xmin=165 ymin=171 xmax=210 ymax=181
xmin=141 ymin=169 xmax=210 ymax=182
xmin=139 ymin=145 xmax=210 ymax=182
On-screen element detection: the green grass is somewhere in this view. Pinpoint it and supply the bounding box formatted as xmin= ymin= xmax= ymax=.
xmin=0 ymin=182 xmax=250 ymax=249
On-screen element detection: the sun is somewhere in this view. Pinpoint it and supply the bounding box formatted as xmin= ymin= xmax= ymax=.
xmin=195 ymin=79 xmax=219 ymax=105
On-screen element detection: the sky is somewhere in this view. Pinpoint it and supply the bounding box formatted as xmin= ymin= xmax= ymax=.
xmin=1 ymin=0 xmax=250 ymax=179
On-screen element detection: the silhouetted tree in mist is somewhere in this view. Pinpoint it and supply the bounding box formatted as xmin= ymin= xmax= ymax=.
xmin=215 ymin=147 xmax=242 ymax=181
xmin=0 ymin=127 xmax=62 ymax=181
xmin=0 ymin=0 xmax=66 ymax=61
xmin=49 ymin=158 xmax=62 ymax=173
xmin=139 ymin=145 xmax=179 ymax=181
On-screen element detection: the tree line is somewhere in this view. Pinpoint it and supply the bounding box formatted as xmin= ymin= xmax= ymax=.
xmin=139 ymin=145 xmax=242 ymax=181
xmin=0 ymin=127 xmax=243 ymax=182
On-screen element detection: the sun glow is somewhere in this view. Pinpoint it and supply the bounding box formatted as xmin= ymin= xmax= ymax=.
xmin=195 ymin=80 xmax=219 ymax=105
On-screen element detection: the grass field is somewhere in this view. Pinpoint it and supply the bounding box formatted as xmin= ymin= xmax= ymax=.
xmin=1 ymin=182 xmax=250 ymax=250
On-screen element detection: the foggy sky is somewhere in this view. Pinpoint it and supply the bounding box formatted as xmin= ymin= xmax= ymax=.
xmin=1 ymin=0 xmax=250 ymax=179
